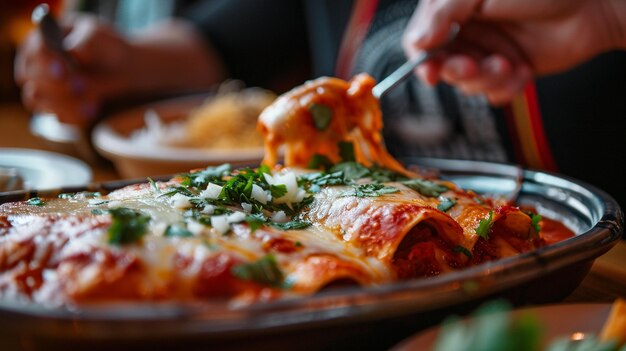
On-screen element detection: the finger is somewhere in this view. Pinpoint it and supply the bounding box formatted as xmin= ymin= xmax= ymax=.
xmin=64 ymin=16 xmax=125 ymax=70
xmin=484 ymin=64 xmax=533 ymax=105
xmin=403 ymin=0 xmax=483 ymax=53
xmin=416 ymin=60 xmax=443 ymax=86
xmin=443 ymin=55 xmax=513 ymax=93
xmin=22 ymin=79 xmax=100 ymax=125
xmin=441 ymin=55 xmax=481 ymax=83
xmin=454 ymin=21 xmax=530 ymax=67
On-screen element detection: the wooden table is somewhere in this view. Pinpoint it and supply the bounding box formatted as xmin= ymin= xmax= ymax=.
xmin=0 ymin=102 xmax=625 ymax=350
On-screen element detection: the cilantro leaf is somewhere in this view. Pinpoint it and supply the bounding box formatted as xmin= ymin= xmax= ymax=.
xmin=270 ymin=220 xmax=312 ymax=230
xmin=437 ymin=197 xmax=456 ymax=212
xmin=309 ymin=103 xmax=333 ymax=130
xmin=164 ymin=223 xmax=193 ymax=237
xmin=341 ymin=184 xmax=398 ymax=197
xmin=453 ymin=245 xmax=473 ymax=259
xmin=26 ymin=197 xmax=45 ymax=206
xmin=270 ymin=184 xmax=288 ymax=198
xmin=530 ymin=214 xmax=542 ymax=234
xmin=147 ymin=177 xmax=161 ymax=194
xmin=107 ymin=207 xmax=150 ymax=245
xmin=231 ymin=255 xmax=284 ymax=287
xmin=245 ymin=213 xmax=267 ymax=232
xmin=338 ymin=141 xmax=355 ymax=162
xmin=330 ymin=161 xmax=369 ymax=181
xmin=402 ymin=179 xmax=448 ymax=197
xmin=475 ymin=210 xmax=494 ymax=239
xmin=179 ymin=164 xmax=231 ymax=188
xmin=308 ymin=154 xmax=334 ymax=170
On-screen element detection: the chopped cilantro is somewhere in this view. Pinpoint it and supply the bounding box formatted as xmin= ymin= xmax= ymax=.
xmin=330 ymin=161 xmax=369 ymax=181
xmin=341 ymin=184 xmax=398 ymax=197
xmin=295 ymin=241 xmax=303 ymax=247
xmin=338 ymin=141 xmax=355 ymax=162
xmin=164 ymin=223 xmax=193 ymax=237
xmin=245 ymin=213 xmax=267 ymax=232
xmin=453 ymin=245 xmax=473 ymax=259
xmin=159 ymin=186 xmax=194 ymax=198
xmin=179 ymin=164 xmax=231 ymax=188
xmin=270 ymin=220 xmax=312 ymax=230
xmin=147 ymin=177 xmax=161 ymax=194
xmin=244 ymin=213 xmax=311 ymax=231
xmin=26 ymin=197 xmax=45 ymax=206
xmin=58 ymin=192 xmax=101 ymax=199
xmin=530 ymin=213 xmax=542 ymax=234
xmin=402 ymin=179 xmax=448 ymax=197
xmin=231 ymin=255 xmax=284 ymax=287
xmin=437 ymin=197 xmax=456 ymax=212
xmin=475 ymin=210 xmax=494 ymax=239
xmin=309 ymin=103 xmax=333 ymax=130
xmin=107 ymin=207 xmax=150 ymax=245
xmin=307 ymin=154 xmax=334 ymax=170
xmin=269 ymin=184 xmax=287 ymax=198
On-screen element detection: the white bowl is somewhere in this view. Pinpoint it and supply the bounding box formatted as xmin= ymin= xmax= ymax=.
xmin=92 ymin=94 xmax=264 ymax=179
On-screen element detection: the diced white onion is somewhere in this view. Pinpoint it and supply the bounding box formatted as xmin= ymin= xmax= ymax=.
xmin=201 ymin=204 xmax=215 ymax=214
xmin=271 ymin=210 xmax=288 ymax=223
xmin=227 ymin=211 xmax=246 ymax=223
xmin=241 ymin=202 xmax=253 ymax=213
xmin=186 ymin=220 xmax=206 ymax=236
xmin=264 ymin=171 xmax=304 ymax=204
xmin=251 ymin=184 xmax=269 ymax=204
xmin=210 ymin=215 xmax=230 ymax=234
xmin=201 ymin=183 xmax=223 ymax=199
xmin=170 ymin=193 xmax=192 ymax=208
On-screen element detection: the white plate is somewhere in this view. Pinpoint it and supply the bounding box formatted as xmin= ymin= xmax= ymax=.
xmin=392 ymin=303 xmax=613 ymax=350
xmin=0 ymin=148 xmax=92 ymax=191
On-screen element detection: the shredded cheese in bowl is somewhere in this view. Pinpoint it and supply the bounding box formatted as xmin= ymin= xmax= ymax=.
xmin=128 ymin=85 xmax=275 ymax=150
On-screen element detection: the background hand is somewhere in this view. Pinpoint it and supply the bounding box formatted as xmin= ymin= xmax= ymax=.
xmin=14 ymin=15 xmax=130 ymax=126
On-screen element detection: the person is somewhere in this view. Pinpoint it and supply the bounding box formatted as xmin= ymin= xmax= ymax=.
xmin=13 ymin=0 xmax=625 ymax=207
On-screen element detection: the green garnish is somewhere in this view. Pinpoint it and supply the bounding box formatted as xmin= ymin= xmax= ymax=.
xmin=437 ymin=197 xmax=456 ymax=212
xmin=402 ymin=179 xmax=448 ymax=197
xmin=308 ymin=154 xmax=334 ymax=170
xmin=26 ymin=197 xmax=45 ymax=206
xmin=338 ymin=141 xmax=355 ymax=162
xmin=530 ymin=214 xmax=542 ymax=234
xmin=341 ymin=184 xmax=398 ymax=197
xmin=330 ymin=161 xmax=370 ymax=182
xmin=179 ymin=164 xmax=231 ymax=188
xmin=107 ymin=207 xmax=150 ymax=245
xmin=271 ymin=220 xmax=312 ymax=230
xmin=270 ymin=184 xmax=288 ymax=198
xmin=164 ymin=223 xmax=193 ymax=237
xmin=433 ymin=300 xmax=542 ymax=351
xmin=147 ymin=177 xmax=161 ymax=194
xmin=58 ymin=192 xmax=101 ymax=199
xmin=309 ymin=103 xmax=333 ymax=130
xmin=453 ymin=245 xmax=473 ymax=259
xmin=434 ymin=300 xmax=623 ymax=351
xmin=244 ymin=213 xmax=311 ymax=232
xmin=160 ymin=186 xmax=194 ymax=198
xmin=475 ymin=210 xmax=494 ymax=239
xmin=231 ymin=254 xmax=284 ymax=287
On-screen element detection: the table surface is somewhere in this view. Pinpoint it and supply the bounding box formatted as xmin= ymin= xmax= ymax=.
xmin=0 ymin=102 xmax=625 ymax=348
